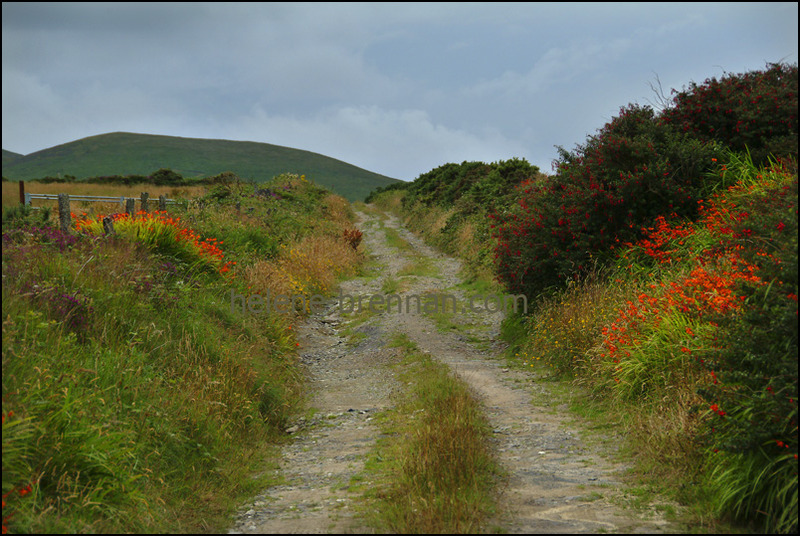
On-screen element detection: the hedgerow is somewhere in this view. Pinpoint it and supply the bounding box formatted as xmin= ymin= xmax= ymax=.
xmin=661 ymin=62 xmax=798 ymax=167
xmin=492 ymin=104 xmax=723 ymax=299
xmin=402 ymin=158 xmax=541 ymax=213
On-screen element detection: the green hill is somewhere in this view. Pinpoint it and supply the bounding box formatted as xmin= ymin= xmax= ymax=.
xmin=1 ymin=132 xmax=403 ymax=201
xmin=2 ymin=149 xmax=24 ymax=167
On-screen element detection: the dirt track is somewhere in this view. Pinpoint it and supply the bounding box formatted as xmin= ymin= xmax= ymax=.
xmin=229 ymin=208 xmax=677 ymax=533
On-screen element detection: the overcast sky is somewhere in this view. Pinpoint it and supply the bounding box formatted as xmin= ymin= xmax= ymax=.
xmin=3 ymin=2 xmax=798 ymax=181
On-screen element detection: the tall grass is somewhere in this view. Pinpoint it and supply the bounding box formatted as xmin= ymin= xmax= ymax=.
xmin=241 ymin=185 xmax=362 ymax=309
xmin=371 ymin=189 xmax=497 ymax=282
xmin=2 ymin=173 xmax=361 ymax=532
xmin=243 ymin=234 xmax=360 ymax=307
xmin=359 ymin=334 xmax=502 ymax=533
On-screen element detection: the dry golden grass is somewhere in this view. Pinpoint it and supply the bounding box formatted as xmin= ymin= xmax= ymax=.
xmin=371 ymin=190 xmax=405 ymax=213
xmin=321 ymin=193 xmax=353 ymax=228
xmin=626 ymin=387 xmax=705 ymax=470
xmin=430 ymin=206 xmax=455 ymax=236
xmin=454 ymin=219 xmax=477 ymax=258
xmin=244 ymin=234 xmax=361 ymax=311
xmin=526 ymin=272 xmax=709 ymax=493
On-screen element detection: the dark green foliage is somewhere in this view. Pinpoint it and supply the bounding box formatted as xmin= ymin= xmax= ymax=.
xmin=29 ymin=174 xmax=79 ymax=184
xmin=700 ymin=177 xmax=797 ymax=451
xmin=363 ymin=180 xmax=409 ymax=203
xmin=493 ymin=104 xmax=723 ymax=299
xmin=392 ymin=159 xmax=542 ymax=275
xmin=697 ymin=176 xmax=798 ymax=533
xmin=30 ymin=168 xmax=210 ymax=186
xmin=2 ymin=203 xmax=51 ymax=226
xmin=147 ymin=168 xmax=184 ymax=184
xmin=661 ymin=62 xmax=798 ymax=166
xmin=405 ymin=161 xmax=489 ymax=207
xmin=403 ymin=158 xmax=541 ymax=213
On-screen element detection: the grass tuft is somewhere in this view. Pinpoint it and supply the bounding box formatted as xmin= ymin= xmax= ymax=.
xmin=357 ymin=334 xmax=502 ymax=533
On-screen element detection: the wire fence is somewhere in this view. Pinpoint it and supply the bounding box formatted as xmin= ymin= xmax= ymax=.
xmin=24 ymin=192 xmax=179 ymax=211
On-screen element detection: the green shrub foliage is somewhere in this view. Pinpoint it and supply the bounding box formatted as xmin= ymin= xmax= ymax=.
xmin=700 ymin=177 xmax=797 ymax=452
xmin=402 ymin=158 xmax=541 ymax=213
xmin=363 ymin=181 xmax=409 ymax=203
xmin=661 ymin=62 xmax=798 ymax=166
xmin=492 ymin=104 xmax=722 ymax=299
xmin=695 ymin=174 xmax=798 ymax=533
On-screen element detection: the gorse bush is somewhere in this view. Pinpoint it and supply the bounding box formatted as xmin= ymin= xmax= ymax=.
xmin=385 ymin=158 xmax=543 ymax=277
xmin=402 ymin=158 xmax=541 ymax=213
xmin=661 ymin=62 xmax=798 ymax=167
xmin=363 ymin=180 xmax=409 ymax=204
xmin=492 ymin=104 xmax=723 ymax=299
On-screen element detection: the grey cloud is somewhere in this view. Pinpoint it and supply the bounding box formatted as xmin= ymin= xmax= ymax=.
xmin=2 ymin=2 xmax=797 ymax=179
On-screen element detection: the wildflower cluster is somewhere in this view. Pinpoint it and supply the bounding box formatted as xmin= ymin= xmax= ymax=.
xmin=595 ymin=158 xmax=797 ymax=530
xmin=2 ymin=482 xmax=35 ymax=535
xmin=13 ymin=281 xmax=95 ymax=339
xmin=697 ymin=169 xmax=797 ymax=455
xmin=2 ymin=224 xmax=79 ymax=253
xmin=73 ymin=210 xmax=235 ymax=275
xmin=598 ymin=257 xmax=760 ymax=400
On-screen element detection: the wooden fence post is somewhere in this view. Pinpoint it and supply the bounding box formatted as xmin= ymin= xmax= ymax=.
xmin=159 ymin=195 xmax=167 ymax=212
xmin=19 ymin=181 xmax=25 ymax=205
xmin=126 ymin=198 xmax=135 ymax=217
xmin=102 ymin=215 xmax=115 ymax=235
xmin=58 ymin=194 xmax=71 ymax=234
xmin=140 ymin=192 xmax=149 ymax=213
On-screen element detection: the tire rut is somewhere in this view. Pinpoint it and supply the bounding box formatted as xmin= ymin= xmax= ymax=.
xmin=230 ymin=208 xmax=678 ymax=533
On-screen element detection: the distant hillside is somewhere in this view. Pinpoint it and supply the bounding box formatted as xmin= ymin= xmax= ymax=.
xmin=1 ymin=132 xmax=403 ymax=201
xmin=2 ymin=149 xmax=24 ymax=167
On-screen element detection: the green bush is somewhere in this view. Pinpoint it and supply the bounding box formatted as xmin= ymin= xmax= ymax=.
xmin=363 ymin=181 xmax=409 ymax=203
xmin=402 ymin=158 xmax=541 ymax=213
xmin=492 ymin=104 xmax=723 ymax=299
xmin=696 ymin=172 xmax=797 ymax=533
xmin=661 ymin=62 xmax=798 ymax=166
xmin=148 ymin=168 xmax=185 ymax=185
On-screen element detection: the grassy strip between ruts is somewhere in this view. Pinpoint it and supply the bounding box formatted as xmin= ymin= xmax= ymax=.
xmin=353 ymin=333 xmax=503 ymax=534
